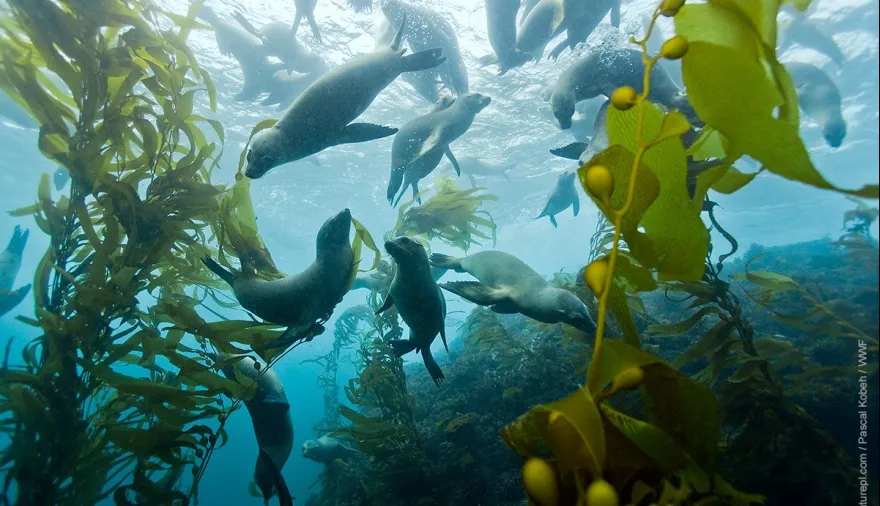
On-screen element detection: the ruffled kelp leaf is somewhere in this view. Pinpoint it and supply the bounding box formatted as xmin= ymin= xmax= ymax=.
xmin=501 ymin=386 xmax=605 ymax=479
xmin=600 ymin=404 xmax=690 ymax=472
xmin=645 ymin=307 xmax=722 ymax=337
xmin=675 ymin=3 xmax=878 ymax=198
xmin=347 ymin=216 xmax=382 ymax=291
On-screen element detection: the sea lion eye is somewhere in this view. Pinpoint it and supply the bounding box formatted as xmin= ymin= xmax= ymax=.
xmin=246 ymin=149 xmax=253 ymax=163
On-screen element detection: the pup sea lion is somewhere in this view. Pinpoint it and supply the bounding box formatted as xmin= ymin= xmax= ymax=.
xmin=480 ymin=0 xmax=532 ymax=75
xmin=0 ymin=226 xmax=31 ymax=318
xmin=377 ymin=237 xmax=448 ymax=386
xmin=233 ymin=12 xmax=327 ymax=74
xmin=202 ymin=209 xmax=353 ymax=347
xmin=547 ymin=0 xmax=621 ymax=61
xmin=387 ymin=93 xmax=492 ymax=206
xmin=536 ymin=171 xmax=579 ymax=228
xmin=197 ymin=7 xmax=285 ymax=101
xmin=302 ymin=436 xmax=357 ymax=464
xmin=443 ymin=155 xmax=513 ymax=186
xmin=245 ymin=20 xmax=445 ymax=179
xmin=292 ymin=0 xmax=323 ymax=45
xmin=787 ymin=62 xmax=846 ymax=148
xmin=382 ymin=0 xmax=469 ymax=96
xmin=430 ymin=250 xmax=596 ymax=333
xmin=550 ymin=47 xmax=689 ymax=129
xmin=217 ymin=355 xmax=293 ymax=503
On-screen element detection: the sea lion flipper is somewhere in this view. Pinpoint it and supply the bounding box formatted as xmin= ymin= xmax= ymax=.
xmin=490 ymin=301 xmax=518 ymax=314
xmin=610 ymin=0 xmax=621 ymax=27
xmin=0 ymin=285 xmax=31 ymax=317
xmin=440 ymin=281 xmax=506 ymax=305
xmin=389 ymin=339 xmax=416 ymax=356
xmin=549 ymin=215 xmax=558 ymax=228
xmin=336 ymin=123 xmax=398 ymax=145
xmin=467 ymin=173 xmax=477 ymax=187
xmin=202 ymin=257 xmax=235 ymax=286
xmin=257 ymin=447 xmax=293 ymax=506
xmin=572 ymin=194 xmax=580 ymax=217
xmin=439 ymin=327 xmax=449 ymax=354
xmin=291 ymin=12 xmax=303 ymax=37
xmin=550 ymin=142 xmax=587 ymax=160
xmin=429 ymin=253 xmax=463 ymax=272
xmin=305 ymin=10 xmax=322 ymax=44
xmin=400 ymin=49 xmax=446 ymax=73
xmin=444 ymin=147 xmax=461 ymax=176
xmin=376 ymin=294 xmax=395 ymax=314
xmin=421 ymin=347 xmax=444 ymax=387
xmin=233 ymin=11 xmax=261 ymax=38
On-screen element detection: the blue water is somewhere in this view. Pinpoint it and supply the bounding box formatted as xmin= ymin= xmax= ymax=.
xmin=0 ymin=0 xmax=878 ymax=504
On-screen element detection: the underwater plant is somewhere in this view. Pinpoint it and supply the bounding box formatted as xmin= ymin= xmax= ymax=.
xmin=389 ymin=176 xmax=498 ymax=252
xmin=500 ymin=0 xmax=879 ymax=504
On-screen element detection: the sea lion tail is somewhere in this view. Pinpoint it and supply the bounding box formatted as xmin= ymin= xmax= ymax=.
xmin=428 ymin=253 xmax=463 ymax=272
xmin=550 ymin=142 xmax=588 ymax=161
xmin=5 ymin=226 xmax=28 ymax=256
xmin=0 ymin=284 xmax=31 ymax=316
xmin=202 ymin=256 xmax=235 ymax=286
xmin=421 ymin=347 xmax=444 ymax=387
xmin=476 ymin=54 xmax=498 ymax=68
xmin=389 ymin=339 xmax=416 ymax=357
xmin=400 ymin=48 xmax=446 ymax=73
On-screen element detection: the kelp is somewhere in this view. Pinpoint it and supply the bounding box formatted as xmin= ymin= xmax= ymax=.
xmin=390 ymin=176 xmax=498 ymax=252
xmin=834 ymin=197 xmax=880 ymax=267
xmin=0 ymin=0 xmax=291 ymax=503
xmin=461 ymin=307 xmax=532 ymax=369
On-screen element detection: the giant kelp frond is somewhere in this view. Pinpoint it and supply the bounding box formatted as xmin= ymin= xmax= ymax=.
xmin=0 ymin=0 xmax=282 ymax=503
xmin=462 ymin=307 xmax=530 ymax=368
xmin=391 ymin=176 xmax=498 ymax=252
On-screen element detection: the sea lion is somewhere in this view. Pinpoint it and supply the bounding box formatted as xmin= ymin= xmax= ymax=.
xmin=443 ymin=155 xmax=513 ymax=186
xmin=302 ymin=436 xmax=357 ymax=464
xmin=233 ymin=12 xmax=328 ymax=74
xmin=375 ymin=16 xmax=442 ymax=104
xmin=202 ymin=209 xmax=353 ymax=347
xmin=480 ymin=0 xmax=532 ymax=75
xmin=550 ymin=98 xmax=611 ymax=164
xmin=430 ymin=250 xmax=596 ymax=333
xmin=550 ymin=47 xmax=689 ymax=129
xmin=217 ymin=355 xmax=293 ymax=503
xmin=351 ymin=261 xmax=447 ymax=291
xmin=291 ymin=0 xmax=323 ymax=45
xmin=244 ymin=20 xmax=446 ymax=179
xmin=536 ymin=171 xmax=579 ymax=228
xmin=0 ymin=226 xmax=31 ymax=318
xmin=261 ymin=69 xmax=325 ymax=111
xmin=779 ymin=15 xmax=846 ymax=67
xmin=519 ymin=0 xmax=541 ymax=26
xmin=197 ymin=7 xmax=285 ymax=101
xmin=787 ymin=62 xmax=846 ymax=148
xmin=387 ymin=93 xmax=492 ymax=206
xmin=377 ymin=237 xmax=448 ymax=386
xmin=382 ymin=0 xmax=469 ymax=96
xmin=547 ymin=0 xmax=621 ymax=61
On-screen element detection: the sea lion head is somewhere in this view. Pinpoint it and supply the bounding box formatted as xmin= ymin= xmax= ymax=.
xmin=459 ymin=93 xmax=492 ymax=114
xmin=245 ymin=129 xmax=285 ymax=179
xmin=559 ymin=170 xmax=576 ymax=185
xmin=302 ymin=439 xmax=321 ymax=460
xmin=384 ymin=236 xmax=428 ymax=266
xmin=555 ymin=290 xmax=596 ymax=333
xmin=316 ymin=208 xmax=352 ymax=252
xmin=551 ymin=88 xmax=575 ymax=130
xmin=6 ymin=226 xmax=28 ymax=257
xmin=823 ymin=118 xmax=846 ymax=148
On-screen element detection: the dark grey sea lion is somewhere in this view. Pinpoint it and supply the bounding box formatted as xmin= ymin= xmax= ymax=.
xmin=382 ymin=0 xmax=469 ymax=96
xmin=536 ymin=171 xmax=579 ymax=228
xmin=0 ymin=226 xmax=31 ymax=318
xmin=302 ymin=436 xmax=357 ymax=464
xmin=546 ymin=0 xmax=621 ymax=61
xmin=431 ymin=250 xmax=596 ymax=333
xmin=292 ymin=0 xmax=323 ymax=45
xmin=779 ymin=15 xmax=846 ymax=67
xmin=479 ymin=0 xmax=532 ymax=75
xmin=377 ymin=237 xmax=448 ymax=386
xmin=217 ymin=355 xmax=293 ymax=503
xmin=202 ymin=209 xmax=353 ymax=347
xmin=787 ymin=62 xmax=846 ymax=148
xmin=387 ymin=93 xmax=492 ymax=206
xmin=233 ymin=12 xmax=328 ymax=74
xmin=245 ymin=20 xmax=445 ymax=179
xmin=550 ymin=47 xmax=689 ymax=129
xmin=197 ymin=7 xmax=285 ymax=101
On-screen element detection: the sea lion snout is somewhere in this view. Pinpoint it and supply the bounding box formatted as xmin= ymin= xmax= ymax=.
xmin=464 ymin=93 xmax=492 ymax=112
xmin=384 ymin=237 xmax=414 ymax=259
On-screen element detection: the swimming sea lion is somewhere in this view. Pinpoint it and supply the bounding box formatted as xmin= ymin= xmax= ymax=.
xmin=430 ymin=250 xmax=596 ymax=333
xmin=377 ymin=237 xmax=448 ymax=386
xmin=516 ymin=0 xmax=610 ymax=61
xmin=536 ymin=171 xmax=579 ymax=228
xmin=382 ymin=0 xmax=469 ymax=96
xmin=233 ymin=12 xmax=328 ymax=74
xmin=351 ymin=260 xmax=447 ymax=291
xmin=443 ymin=155 xmax=513 ymax=186
xmin=550 ymin=98 xmax=611 ymax=163
xmin=261 ymin=69 xmax=325 ymax=111
xmin=787 ymin=62 xmax=846 ymax=148
xmin=0 ymin=226 xmax=31 ymax=318
xmin=550 ymin=47 xmax=689 ymax=129
xmin=302 ymin=436 xmax=357 ymax=464
xmin=202 ymin=209 xmax=353 ymax=347
xmin=375 ymin=16 xmax=442 ymax=104
xmin=245 ymin=20 xmax=446 ymax=179
xmin=480 ymin=0 xmax=532 ymax=75
xmin=197 ymin=7 xmax=285 ymax=101
xmin=217 ymin=355 xmax=293 ymax=503
xmin=291 ymin=0 xmax=323 ymax=45
xmin=546 ymin=0 xmax=620 ymax=61
xmin=779 ymin=15 xmax=846 ymax=67
xmin=387 ymin=93 xmax=491 ymax=206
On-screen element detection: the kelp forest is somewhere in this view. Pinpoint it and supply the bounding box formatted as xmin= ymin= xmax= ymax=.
xmin=0 ymin=0 xmax=877 ymax=506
